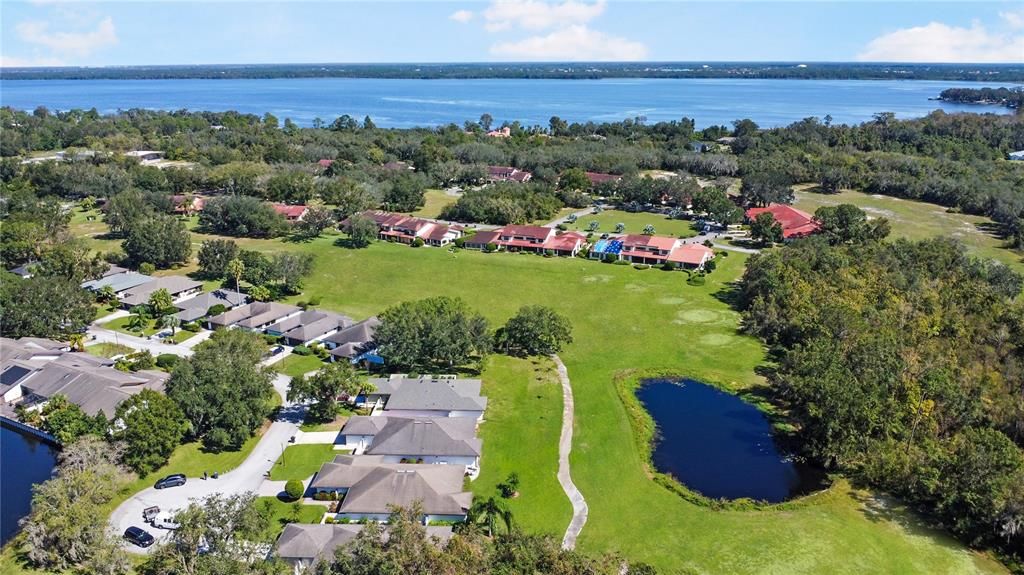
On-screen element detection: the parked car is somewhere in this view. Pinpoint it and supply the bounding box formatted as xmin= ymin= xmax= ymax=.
xmin=124 ymin=526 xmax=155 ymax=548
xmin=270 ymin=345 xmax=285 ymax=356
xmin=154 ymin=473 xmax=186 ymax=489
xmin=151 ymin=512 xmax=180 ymax=530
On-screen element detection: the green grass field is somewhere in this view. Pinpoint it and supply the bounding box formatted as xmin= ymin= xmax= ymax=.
xmin=269 ymin=444 xmax=339 ymax=481
xmin=794 ymin=186 xmax=1023 ymax=272
xmin=409 ymin=189 xmax=456 ymax=219
xmin=99 ymin=316 xmax=197 ymax=344
xmin=274 ymin=354 xmax=324 ymax=378
xmin=563 ymin=208 xmax=699 ymax=238
xmin=52 ymin=203 xmax=1010 ymax=573
xmin=255 ymin=497 xmax=327 ymax=540
xmin=85 ymin=342 xmax=134 ymax=358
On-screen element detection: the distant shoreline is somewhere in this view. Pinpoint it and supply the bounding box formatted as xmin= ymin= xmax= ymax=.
xmin=3 ymin=62 xmax=1024 ymax=82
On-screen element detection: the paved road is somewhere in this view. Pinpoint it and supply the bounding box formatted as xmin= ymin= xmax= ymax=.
xmin=88 ymin=325 xmax=194 ymax=357
xmin=110 ymin=370 xmax=303 ymax=553
xmin=543 ymin=205 xmax=609 ymax=228
xmin=552 ymin=355 xmax=588 ymax=550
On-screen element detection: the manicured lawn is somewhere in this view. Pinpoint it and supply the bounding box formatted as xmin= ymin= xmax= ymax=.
xmin=409 ymin=189 xmax=456 ymax=219
xmin=69 ymin=208 xmax=122 ymax=254
xmin=256 ymin=238 xmax=1005 ymax=574
xmin=85 ymin=342 xmax=134 ymax=358
xmin=471 ymin=355 xmax=570 ymax=534
xmin=300 ymin=406 xmax=356 ymax=432
xmin=101 ymin=315 xmax=161 ymax=337
xmin=269 ymin=444 xmax=338 ymax=481
xmin=274 ymin=354 xmax=325 ymax=378
xmin=93 ymin=303 xmax=119 ymax=321
xmin=255 ymin=497 xmax=327 ymax=540
xmin=562 ymin=208 xmax=698 ymax=238
xmin=62 ymin=217 xmax=1008 ymax=574
xmin=794 ymin=186 xmax=1023 ymax=272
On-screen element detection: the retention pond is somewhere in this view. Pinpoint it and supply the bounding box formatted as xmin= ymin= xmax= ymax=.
xmin=637 ymin=379 xmax=826 ymax=503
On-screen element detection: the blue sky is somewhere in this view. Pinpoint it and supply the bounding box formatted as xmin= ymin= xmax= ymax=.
xmin=1 ymin=1 xmax=1022 ymax=67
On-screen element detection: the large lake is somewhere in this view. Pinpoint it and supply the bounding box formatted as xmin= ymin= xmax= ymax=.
xmin=0 ymin=423 xmax=58 ymax=544
xmin=637 ymin=379 xmax=825 ymax=503
xmin=0 ymin=78 xmax=1014 ymax=129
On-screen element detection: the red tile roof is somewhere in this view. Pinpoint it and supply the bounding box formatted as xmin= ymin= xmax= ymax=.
xmin=318 ymin=159 xmax=334 ymax=168
xmin=585 ymin=172 xmax=621 ymax=185
xmin=499 ymin=225 xmax=554 ymax=241
xmin=745 ymin=204 xmax=820 ymax=239
xmin=487 ymin=166 xmax=532 ymax=182
xmin=619 ymin=234 xmax=680 ymax=251
xmin=465 ymin=230 xmax=501 ymax=246
xmin=543 ymin=233 xmax=584 ymax=252
xmin=667 ymin=244 xmax=714 ymax=265
xmin=272 ymin=204 xmax=309 ymax=219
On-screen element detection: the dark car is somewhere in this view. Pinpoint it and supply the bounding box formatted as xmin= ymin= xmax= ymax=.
xmin=124 ymin=526 xmax=155 ymax=548
xmin=270 ymin=345 xmax=285 ymax=356
xmin=154 ymin=473 xmax=186 ymax=489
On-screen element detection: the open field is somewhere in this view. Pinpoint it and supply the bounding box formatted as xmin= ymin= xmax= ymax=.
xmin=257 ymin=238 xmax=1003 ymax=574
xmin=41 ymin=203 xmax=1010 ymax=573
xmin=794 ymin=186 xmax=1023 ymax=272
xmin=273 ymin=354 xmax=324 ymax=378
xmin=269 ymin=444 xmax=338 ymax=481
xmin=562 ymin=208 xmax=699 ymax=238
xmin=409 ymin=189 xmax=456 ymax=219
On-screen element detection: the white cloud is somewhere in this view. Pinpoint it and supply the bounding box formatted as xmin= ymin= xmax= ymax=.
xmin=483 ymin=0 xmax=605 ymax=32
xmin=1000 ymin=9 xmax=1024 ymax=30
xmin=0 ymin=54 xmax=66 ymax=67
xmin=16 ymin=15 xmax=118 ymax=57
xmin=491 ymin=24 xmax=647 ymax=61
xmin=858 ymin=19 xmax=1024 ymax=63
xmin=450 ymin=9 xmax=474 ymax=24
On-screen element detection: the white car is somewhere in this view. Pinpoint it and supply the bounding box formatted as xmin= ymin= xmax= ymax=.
xmin=151 ymin=512 xmax=180 ymax=530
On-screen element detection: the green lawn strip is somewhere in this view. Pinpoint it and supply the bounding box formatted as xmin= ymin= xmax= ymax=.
xmin=471 ymin=355 xmax=571 ymax=535
xmin=274 ymin=354 xmax=325 ymax=378
xmin=93 ymin=303 xmax=119 ymax=321
xmin=269 ymin=444 xmax=338 ymax=481
xmin=565 ymin=208 xmax=699 ymax=238
xmin=255 ymin=497 xmax=328 ymax=540
xmin=101 ymin=315 xmax=160 ymax=337
xmin=409 ymin=189 xmax=456 ymax=219
xmin=85 ymin=342 xmax=134 ymax=358
xmin=793 ymin=186 xmax=1023 ymax=272
xmin=167 ymin=330 xmax=197 ymax=344
xmin=299 ymin=407 xmax=355 ymax=432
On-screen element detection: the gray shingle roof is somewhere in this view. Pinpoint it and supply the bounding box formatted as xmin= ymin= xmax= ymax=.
xmin=268 ymin=310 xmax=352 ymax=343
xmin=364 ymin=417 xmax=480 ymax=457
xmin=207 ymin=302 xmax=301 ymax=329
xmin=325 ymin=317 xmax=380 ymax=347
xmin=120 ymin=276 xmax=203 ymax=307
xmin=369 ymin=376 xmax=487 ymax=413
xmin=173 ymin=289 xmax=248 ymax=322
xmin=81 ymin=272 xmax=152 ymax=293
xmin=310 ymin=456 xmax=471 ymax=516
xmin=275 ymin=524 xmax=453 ymax=562
xmin=340 ymin=415 xmax=390 ymax=436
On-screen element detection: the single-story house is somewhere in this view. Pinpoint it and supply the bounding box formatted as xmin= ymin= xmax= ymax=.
xmin=1 ymin=338 xmax=167 ymax=419
xmin=542 ymin=232 xmax=586 ymax=257
xmin=339 ymin=416 xmax=481 ymax=467
xmin=1009 ymin=150 xmax=1024 ymax=161
xmin=172 ymin=289 xmax=249 ymax=323
xmin=689 ymin=141 xmax=709 ymax=153
xmin=365 ymin=375 xmax=487 ymax=420
xmin=486 ymin=166 xmax=532 ymax=183
xmin=125 ymin=150 xmax=165 ymax=163
xmin=275 ymin=523 xmax=452 ymax=574
xmin=170 ymin=195 xmax=206 ymax=215
xmin=666 ymin=244 xmax=715 ymax=269
xmin=81 ymin=271 xmax=153 ymax=296
xmin=6 ymin=263 xmax=36 ymax=279
xmin=382 ymin=161 xmax=413 ymax=172
xmin=206 ymin=301 xmax=302 ymax=331
xmin=350 ymin=211 xmax=462 ymax=247
xmin=119 ymin=276 xmax=204 ymax=309
xmin=745 ymin=204 xmax=820 ymax=239
xmin=486 ymin=126 xmax=511 ymax=138
xmin=309 ymin=456 xmax=472 ymax=524
xmin=272 ymin=203 xmax=309 ymax=222
xmin=462 ymin=230 xmax=502 ymax=250
xmin=266 ymin=310 xmax=353 ymax=347
xmin=584 ymin=172 xmax=622 ymax=187
xmin=494 ymin=225 xmax=555 ymax=253
xmin=325 ymin=317 xmax=380 ymax=361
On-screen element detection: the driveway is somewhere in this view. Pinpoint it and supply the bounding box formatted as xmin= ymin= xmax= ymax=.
xmin=109 ymin=400 xmax=306 ymax=553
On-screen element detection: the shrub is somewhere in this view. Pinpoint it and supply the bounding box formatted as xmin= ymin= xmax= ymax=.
xmin=661 ymin=262 xmax=675 ymax=271
xmin=181 ymin=321 xmax=201 ymax=332
xmin=411 ymin=238 xmax=425 ymax=248
xmin=453 ymin=237 xmax=466 ymax=248
xmin=704 ymin=259 xmax=717 ymax=273
xmin=484 ymin=242 xmax=498 ymax=253
xmin=308 ymin=296 xmax=321 ymax=306
xmin=556 ymin=223 xmax=568 ymax=231
xmin=544 ymin=249 xmax=555 ymax=257
xmin=262 ymin=334 xmax=282 ymax=345
xmin=292 ymin=345 xmax=312 ymax=356
xmin=313 ymin=492 xmax=331 ymax=501
xmin=703 ymin=240 xmax=713 ymax=247
xmin=284 ymin=480 xmax=305 ymax=501
xmin=156 ymin=354 xmax=180 ymax=369
xmin=603 ymin=252 xmax=618 ymax=263
xmin=687 ymin=274 xmax=706 ymax=286
xmin=613 ymin=259 xmax=630 ymax=266
xmin=633 ymin=264 xmax=651 ymax=270
xmin=139 ymin=262 xmax=156 ymax=275
xmin=323 ymin=516 xmax=335 ymax=524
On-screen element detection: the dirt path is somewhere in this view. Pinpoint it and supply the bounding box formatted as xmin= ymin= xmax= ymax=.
xmin=552 ymin=355 xmax=589 ymax=550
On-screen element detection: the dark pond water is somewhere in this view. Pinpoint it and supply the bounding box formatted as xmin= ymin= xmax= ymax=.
xmin=637 ymin=379 xmax=825 ymax=503
xmin=1 ymin=423 xmax=58 ymax=545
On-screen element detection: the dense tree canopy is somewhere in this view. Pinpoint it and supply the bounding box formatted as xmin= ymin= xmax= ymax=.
xmin=112 ymin=389 xmax=189 ymax=475
xmin=166 ymin=330 xmax=275 ymax=452
xmin=0 ymin=272 xmax=94 ymax=338
xmin=122 ymin=214 xmax=191 ymax=268
xmin=375 ymin=296 xmax=491 ymax=370
xmin=496 ymin=305 xmax=574 ymax=356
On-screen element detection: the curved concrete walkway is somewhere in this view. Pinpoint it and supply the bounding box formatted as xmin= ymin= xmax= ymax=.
xmin=552 ymin=355 xmax=588 ymax=550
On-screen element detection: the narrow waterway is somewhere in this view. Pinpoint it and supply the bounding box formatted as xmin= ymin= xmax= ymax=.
xmin=1 ymin=423 xmax=58 ymax=545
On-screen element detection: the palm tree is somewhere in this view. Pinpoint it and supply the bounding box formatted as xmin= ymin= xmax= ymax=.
xmin=643 ymin=224 xmax=655 ymax=235
xmin=468 ymin=496 xmax=513 ymax=537
xmin=148 ymin=288 xmax=174 ymax=319
xmin=97 ymin=285 xmax=117 ymax=305
xmin=127 ymin=305 xmax=149 ymax=333
xmin=67 ymin=333 xmax=85 ymax=352
xmin=226 ymin=258 xmax=245 ymax=294
xmin=158 ymin=314 xmax=179 ymax=336
xmin=615 ymin=222 xmax=625 ymax=233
